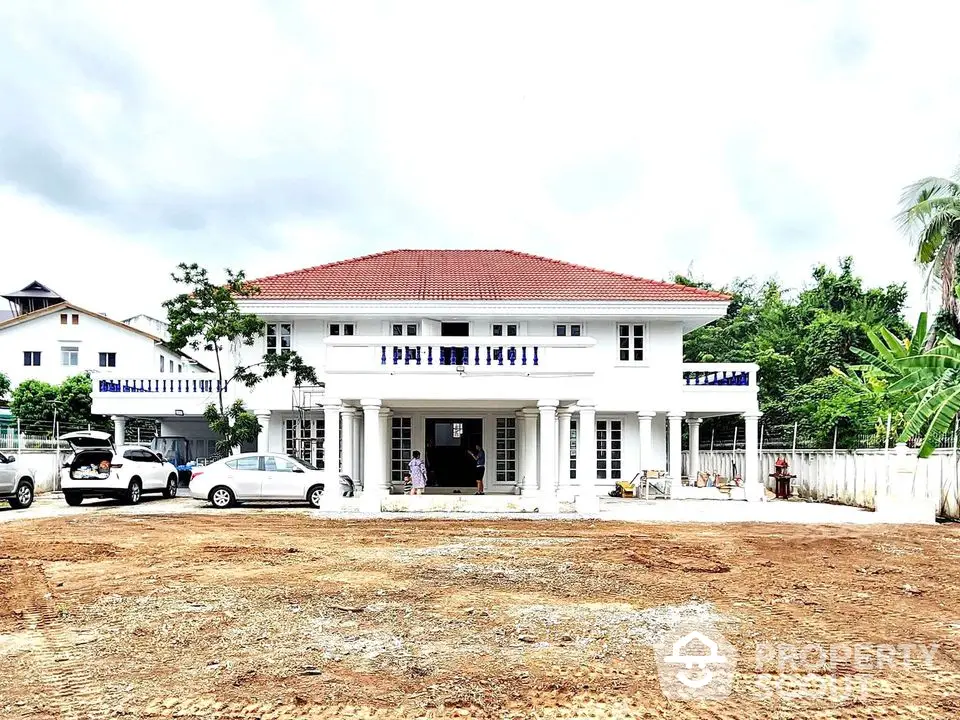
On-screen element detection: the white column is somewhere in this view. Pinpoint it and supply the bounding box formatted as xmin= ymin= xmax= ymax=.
xmin=340 ymin=407 xmax=357 ymax=478
xmin=575 ymin=402 xmax=599 ymax=513
xmin=743 ymin=411 xmax=764 ymax=502
xmin=361 ymin=399 xmax=383 ymax=510
xmin=538 ymin=400 xmax=559 ymax=505
xmin=254 ymin=412 xmax=270 ymax=452
xmin=668 ymin=411 xmax=685 ymax=480
xmin=557 ymin=407 xmax=573 ymax=500
xmin=322 ymin=400 xmax=341 ymax=473
xmin=379 ymin=407 xmax=393 ymax=494
xmin=514 ymin=410 xmax=524 ymax=495
xmin=637 ymin=411 xmax=655 ymax=473
xmin=112 ymin=415 xmax=127 ymax=446
xmin=520 ymin=408 xmax=539 ymax=497
xmin=687 ymin=417 xmax=702 ymax=481
xmin=352 ymin=411 xmax=362 ymax=484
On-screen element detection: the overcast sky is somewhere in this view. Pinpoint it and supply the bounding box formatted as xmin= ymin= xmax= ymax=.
xmin=1 ymin=0 xmax=958 ymax=319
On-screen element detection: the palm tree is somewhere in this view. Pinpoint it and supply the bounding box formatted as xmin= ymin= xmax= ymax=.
xmin=897 ymin=173 xmax=960 ymax=339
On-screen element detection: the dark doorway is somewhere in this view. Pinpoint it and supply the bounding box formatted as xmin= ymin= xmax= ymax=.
xmin=425 ymin=418 xmax=482 ymax=487
xmin=440 ymin=322 xmax=470 ymax=364
xmin=441 ymin=322 xmax=469 ymax=336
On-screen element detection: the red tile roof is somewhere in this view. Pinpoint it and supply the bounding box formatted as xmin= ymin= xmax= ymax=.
xmin=247 ymin=250 xmax=730 ymax=302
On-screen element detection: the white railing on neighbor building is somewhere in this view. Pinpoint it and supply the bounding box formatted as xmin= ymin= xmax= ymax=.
xmin=92 ymin=377 xmax=225 ymax=417
xmin=324 ymin=336 xmax=597 ymax=375
xmin=96 ymin=378 xmax=225 ymax=394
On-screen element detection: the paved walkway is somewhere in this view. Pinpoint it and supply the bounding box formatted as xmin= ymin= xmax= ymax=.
xmin=0 ymin=492 xmax=887 ymax=524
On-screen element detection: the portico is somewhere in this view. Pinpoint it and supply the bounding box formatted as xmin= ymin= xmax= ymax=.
xmin=249 ymin=397 xmax=766 ymax=511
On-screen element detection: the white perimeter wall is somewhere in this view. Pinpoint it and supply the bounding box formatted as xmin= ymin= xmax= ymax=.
xmin=3 ymin=451 xmax=60 ymax=493
xmin=689 ymin=449 xmax=960 ymax=520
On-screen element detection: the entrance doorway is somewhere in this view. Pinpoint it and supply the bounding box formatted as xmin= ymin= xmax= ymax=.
xmin=440 ymin=322 xmax=470 ymax=364
xmin=425 ymin=418 xmax=482 ymax=487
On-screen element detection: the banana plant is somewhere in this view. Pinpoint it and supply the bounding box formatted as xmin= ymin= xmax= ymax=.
xmin=834 ymin=312 xmax=960 ymax=456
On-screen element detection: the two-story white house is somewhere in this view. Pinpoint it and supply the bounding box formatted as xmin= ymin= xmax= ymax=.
xmin=92 ymin=249 xmax=762 ymax=509
xmin=0 ymin=293 xmax=211 ymax=391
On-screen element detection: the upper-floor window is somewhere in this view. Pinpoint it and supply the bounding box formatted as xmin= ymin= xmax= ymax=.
xmin=555 ymin=323 xmax=582 ymax=337
xmin=99 ymin=352 xmax=116 ymax=368
xmin=178 ymin=363 xmax=182 ymax=373
xmin=392 ymin=323 xmax=418 ymax=336
xmin=618 ymin=323 xmax=645 ymax=362
xmin=61 ymin=346 xmax=79 ymax=366
xmin=266 ymin=322 xmax=292 ymax=354
xmin=23 ymin=351 xmax=41 ymax=366
xmin=160 ymin=356 xmax=165 ymax=373
xmin=329 ymin=323 xmax=355 ymax=336
xmin=61 ymin=313 xmax=78 ymax=325
xmin=492 ymin=323 xmax=518 ymax=336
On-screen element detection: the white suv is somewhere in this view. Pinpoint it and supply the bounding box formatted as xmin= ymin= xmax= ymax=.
xmin=61 ymin=431 xmax=179 ymax=506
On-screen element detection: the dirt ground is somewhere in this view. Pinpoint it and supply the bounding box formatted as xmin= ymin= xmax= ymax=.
xmin=0 ymin=513 xmax=958 ymax=719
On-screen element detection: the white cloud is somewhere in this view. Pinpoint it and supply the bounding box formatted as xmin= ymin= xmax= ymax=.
xmin=2 ymin=0 xmax=959 ymax=320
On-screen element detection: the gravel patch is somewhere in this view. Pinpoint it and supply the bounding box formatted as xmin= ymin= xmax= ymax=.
xmin=508 ymin=600 xmax=729 ymax=648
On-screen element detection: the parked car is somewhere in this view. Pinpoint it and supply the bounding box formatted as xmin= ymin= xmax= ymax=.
xmin=0 ymin=452 xmax=35 ymax=509
xmin=60 ymin=430 xmax=179 ymax=506
xmin=189 ymin=452 xmax=355 ymax=509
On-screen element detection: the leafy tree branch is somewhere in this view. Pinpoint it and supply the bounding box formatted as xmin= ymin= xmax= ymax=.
xmin=163 ymin=263 xmax=319 ymax=452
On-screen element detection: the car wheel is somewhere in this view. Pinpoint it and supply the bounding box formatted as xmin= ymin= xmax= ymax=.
xmin=127 ymin=479 xmax=142 ymax=504
xmin=209 ymin=486 xmax=235 ymax=509
xmin=9 ymin=481 xmax=34 ymax=509
xmin=162 ymin=474 xmax=178 ymax=498
xmin=64 ymin=492 xmax=83 ymax=507
xmin=307 ymin=484 xmax=325 ymax=508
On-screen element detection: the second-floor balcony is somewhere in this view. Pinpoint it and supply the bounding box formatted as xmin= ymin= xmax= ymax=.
xmin=89 ymin=357 xmax=760 ymax=416
xmin=323 ymin=336 xmax=598 ymax=376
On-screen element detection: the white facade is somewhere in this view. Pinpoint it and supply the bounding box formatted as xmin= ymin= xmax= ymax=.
xmin=92 ymin=298 xmax=762 ymax=505
xmin=123 ymin=314 xmax=171 ymax=341
xmin=0 ymin=304 xmax=209 ymax=390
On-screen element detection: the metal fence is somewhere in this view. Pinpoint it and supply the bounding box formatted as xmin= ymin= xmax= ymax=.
xmin=697 ymin=417 xmax=960 ymax=453
xmin=0 ymin=418 xmax=161 ymax=451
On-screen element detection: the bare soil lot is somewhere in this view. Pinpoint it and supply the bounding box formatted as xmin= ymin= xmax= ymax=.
xmin=0 ymin=513 xmax=959 ymax=718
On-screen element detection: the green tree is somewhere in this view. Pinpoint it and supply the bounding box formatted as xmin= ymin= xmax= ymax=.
xmin=163 ymin=263 xmax=319 ymax=453
xmin=677 ymin=258 xmax=909 ymax=446
xmin=10 ymin=379 xmax=58 ymax=426
xmin=0 ymin=372 xmax=10 ymax=402
xmin=8 ymin=374 xmax=108 ymax=433
xmin=57 ymin=374 xmax=101 ymax=428
xmin=897 ymin=172 xmax=960 ymax=337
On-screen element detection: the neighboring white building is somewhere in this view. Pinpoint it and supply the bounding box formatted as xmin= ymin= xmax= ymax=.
xmin=123 ymin=314 xmax=171 ymax=341
xmin=92 ymin=249 xmax=762 ymax=507
xmin=0 ymin=301 xmax=211 ymax=390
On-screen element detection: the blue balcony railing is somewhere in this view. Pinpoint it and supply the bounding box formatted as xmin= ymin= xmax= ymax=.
xmin=682 ymin=369 xmax=751 ymax=386
xmin=380 ymin=344 xmax=540 ymax=367
xmin=98 ymin=378 xmax=223 ymax=394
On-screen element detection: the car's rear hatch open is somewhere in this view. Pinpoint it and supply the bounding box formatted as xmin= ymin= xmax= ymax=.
xmin=62 ymin=431 xmax=116 ymax=481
